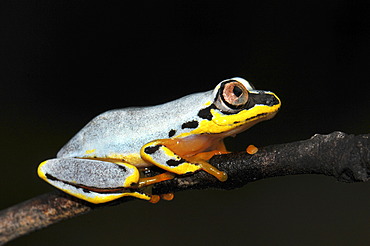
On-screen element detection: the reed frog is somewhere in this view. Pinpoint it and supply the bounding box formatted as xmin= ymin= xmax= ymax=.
xmin=38 ymin=77 xmax=281 ymax=203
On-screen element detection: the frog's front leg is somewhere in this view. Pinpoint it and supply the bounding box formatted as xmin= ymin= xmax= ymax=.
xmin=38 ymin=158 xmax=155 ymax=204
xmin=140 ymin=140 xmax=228 ymax=181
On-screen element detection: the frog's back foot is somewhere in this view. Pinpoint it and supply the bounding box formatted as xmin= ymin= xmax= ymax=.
xmin=37 ymin=158 xmax=150 ymax=204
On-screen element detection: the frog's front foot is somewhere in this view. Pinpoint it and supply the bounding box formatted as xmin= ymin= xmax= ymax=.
xmin=138 ymin=172 xmax=176 ymax=187
xmin=141 ymin=140 xmax=228 ymax=182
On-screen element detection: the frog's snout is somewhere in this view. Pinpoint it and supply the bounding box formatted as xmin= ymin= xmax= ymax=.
xmin=249 ymin=91 xmax=280 ymax=108
xmin=265 ymin=93 xmax=280 ymax=107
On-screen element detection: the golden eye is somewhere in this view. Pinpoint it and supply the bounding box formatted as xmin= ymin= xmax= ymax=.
xmin=215 ymin=81 xmax=249 ymax=113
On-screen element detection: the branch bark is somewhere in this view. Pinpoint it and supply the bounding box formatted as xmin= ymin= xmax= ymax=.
xmin=0 ymin=131 xmax=369 ymax=245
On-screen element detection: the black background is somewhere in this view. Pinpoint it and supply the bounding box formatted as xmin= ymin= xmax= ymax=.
xmin=1 ymin=1 xmax=369 ymax=245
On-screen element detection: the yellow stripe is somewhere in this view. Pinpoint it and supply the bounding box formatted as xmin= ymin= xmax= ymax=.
xmin=60 ymin=188 xmax=150 ymax=204
xmin=121 ymin=164 xmax=140 ymax=187
xmin=178 ymin=94 xmax=280 ymax=137
xmin=85 ymin=149 xmax=96 ymax=155
xmin=37 ymin=160 xmax=48 ymax=180
xmin=169 ymin=162 xmax=200 ymax=174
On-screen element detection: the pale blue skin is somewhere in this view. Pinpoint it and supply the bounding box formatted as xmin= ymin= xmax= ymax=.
xmin=57 ymin=90 xmax=214 ymax=166
xmin=57 ymin=77 xmax=258 ymax=167
xmin=38 ymin=88 xmax=218 ymax=203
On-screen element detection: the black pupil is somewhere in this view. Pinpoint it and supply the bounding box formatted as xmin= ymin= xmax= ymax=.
xmin=233 ymin=85 xmax=243 ymax=97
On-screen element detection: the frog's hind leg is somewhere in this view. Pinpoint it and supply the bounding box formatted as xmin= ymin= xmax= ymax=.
xmin=141 ymin=141 xmax=227 ymax=181
xmin=38 ymin=158 xmax=151 ymax=204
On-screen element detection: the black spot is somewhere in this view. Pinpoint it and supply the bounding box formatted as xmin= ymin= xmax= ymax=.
xmin=168 ymin=129 xmax=176 ymax=137
xmin=45 ymin=173 xmax=58 ymax=181
xmin=82 ymin=188 xmax=91 ymax=193
xmin=244 ymin=113 xmax=268 ymax=122
xmin=181 ymin=120 xmax=199 ymax=129
xmin=197 ymin=104 xmax=216 ymax=120
xmin=166 ymin=158 xmax=186 ymax=166
xmin=144 ymin=145 xmax=162 ymax=154
xmin=117 ymin=165 xmax=127 ymax=172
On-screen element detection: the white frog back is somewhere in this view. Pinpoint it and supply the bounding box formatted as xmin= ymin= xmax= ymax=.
xmin=57 ymin=90 xmax=213 ymax=158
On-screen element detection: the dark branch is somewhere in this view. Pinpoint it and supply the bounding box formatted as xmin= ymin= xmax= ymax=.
xmin=157 ymin=131 xmax=370 ymax=193
xmin=0 ymin=132 xmax=369 ymax=245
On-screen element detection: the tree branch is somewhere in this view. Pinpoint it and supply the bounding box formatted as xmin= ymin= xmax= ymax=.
xmin=0 ymin=131 xmax=369 ymax=245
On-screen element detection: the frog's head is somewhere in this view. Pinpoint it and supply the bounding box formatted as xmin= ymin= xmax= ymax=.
xmin=193 ymin=77 xmax=281 ymax=136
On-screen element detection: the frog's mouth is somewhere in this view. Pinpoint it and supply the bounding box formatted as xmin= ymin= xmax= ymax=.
xmin=214 ymin=109 xmax=279 ymax=138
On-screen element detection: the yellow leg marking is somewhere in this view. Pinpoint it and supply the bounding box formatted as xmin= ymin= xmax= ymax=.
xmin=142 ymin=139 xmax=228 ymax=182
xmin=141 ymin=141 xmax=202 ymax=175
xmin=85 ymin=149 xmax=96 ymax=155
xmin=37 ymin=161 xmax=48 ymax=180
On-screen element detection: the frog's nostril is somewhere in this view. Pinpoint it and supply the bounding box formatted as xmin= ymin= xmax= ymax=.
xmin=266 ymin=95 xmax=279 ymax=106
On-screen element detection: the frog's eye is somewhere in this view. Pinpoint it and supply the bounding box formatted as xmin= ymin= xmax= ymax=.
xmin=215 ymin=81 xmax=249 ymax=113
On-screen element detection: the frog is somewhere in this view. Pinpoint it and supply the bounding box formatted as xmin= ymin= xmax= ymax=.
xmin=38 ymin=77 xmax=281 ymax=204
